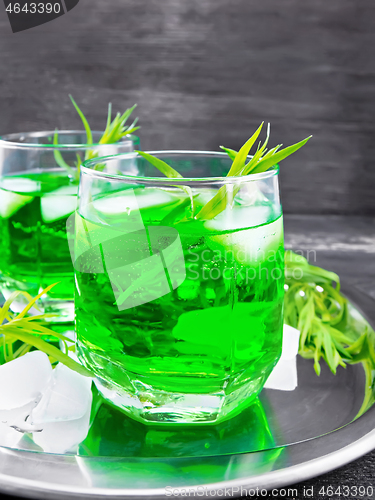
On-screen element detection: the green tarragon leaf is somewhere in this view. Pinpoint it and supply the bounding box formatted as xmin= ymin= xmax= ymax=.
xmin=0 ymin=285 xmax=93 ymax=377
xmin=226 ymin=122 xmax=264 ymax=177
xmin=136 ymin=123 xmax=311 ymax=222
xmin=284 ymin=250 xmax=375 ymax=383
xmin=53 ymin=130 xmax=77 ymax=180
xmin=53 ymin=97 xmax=140 ymax=182
xmin=69 ymin=95 xmax=93 ymax=145
xmin=219 ymin=146 xmax=237 ymax=161
xmin=247 ymin=136 xmax=312 ymax=175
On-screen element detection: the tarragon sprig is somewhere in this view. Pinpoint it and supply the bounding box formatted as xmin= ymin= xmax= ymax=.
xmin=138 ymin=123 xmax=311 ymax=222
xmin=284 ymin=251 xmax=375 ymax=376
xmin=195 ymin=124 xmax=311 ymax=221
xmin=99 ymin=102 xmax=139 ymax=145
xmin=284 ymin=251 xmax=375 ymax=416
xmin=136 ymin=151 xmax=195 ymax=216
xmin=54 ymin=96 xmax=140 ymax=182
xmin=0 ymin=285 xmax=92 ymax=377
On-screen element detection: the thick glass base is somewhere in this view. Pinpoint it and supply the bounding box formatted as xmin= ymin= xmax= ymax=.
xmin=77 ymin=342 xmax=274 ymax=425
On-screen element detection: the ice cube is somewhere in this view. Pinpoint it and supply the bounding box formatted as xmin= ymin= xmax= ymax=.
xmin=0 ymin=177 xmax=40 ymax=194
xmin=0 ymin=353 xmax=92 ymax=452
xmin=0 ymin=188 xmax=33 ymax=219
xmin=40 ymin=185 xmax=78 ymax=223
xmin=0 ymin=400 xmax=41 ymax=433
xmin=0 ymin=351 xmax=52 ymax=410
xmin=206 ymin=215 xmax=283 ymax=266
xmin=281 ymin=324 xmax=301 ymax=360
xmin=92 ymin=188 xmax=176 ymax=215
xmin=32 ymin=405 xmax=91 ymax=454
xmin=0 ymin=422 xmax=23 ymax=448
xmin=264 ymin=324 xmax=301 ymax=391
xmin=204 ymin=205 xmax=271 ymax=232
xmin=44 ymin=185 xmax=78 ymax=196
xmin=235 ymin=183 xmax=268 ymax=206
xmin=264 ymin=359 xmax=298 ymax=391
xmin=30 ymin=362 xmax=92 ymax=424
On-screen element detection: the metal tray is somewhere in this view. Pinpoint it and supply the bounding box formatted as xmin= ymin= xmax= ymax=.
xmin=0 ymin=283 xmax=374 ymax=499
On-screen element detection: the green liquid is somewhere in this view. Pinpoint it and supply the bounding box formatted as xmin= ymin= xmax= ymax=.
xmin=0 ymin=171 xmax=77 ymax=313
xmin=80 ymin=396 xmax=275 ymax=457
xmin=75 ymin=187 xmax=284 ymax=424
xmin=78 ymin=394 xmax=284 ymax=488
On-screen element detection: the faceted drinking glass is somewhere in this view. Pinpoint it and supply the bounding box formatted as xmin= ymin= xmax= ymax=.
xmin=0 ymin=131 xmax=139 ymax=321
xmin=74 ymin=151 xmax=284 ymax=424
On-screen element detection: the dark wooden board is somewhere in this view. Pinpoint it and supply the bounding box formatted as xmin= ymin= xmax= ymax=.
xmin=0 ymin=0 xmax=375 ymax=215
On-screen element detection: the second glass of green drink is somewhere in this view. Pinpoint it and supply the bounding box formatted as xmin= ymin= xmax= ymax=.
xmin=0 ymin=131 xmax=139 ymax=321
xmin=73 ymin=151 xmax=285 ymax=424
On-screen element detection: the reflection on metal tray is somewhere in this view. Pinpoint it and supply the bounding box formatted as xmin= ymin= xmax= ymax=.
xmin=75 ymin=356 xmax=364 ymax=459
xmin=0 ymin=283 xmax=374 ymax=499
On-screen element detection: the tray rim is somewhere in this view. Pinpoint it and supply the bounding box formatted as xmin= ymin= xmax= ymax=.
xmin=0 ymin=416 xmax=375 ymax=499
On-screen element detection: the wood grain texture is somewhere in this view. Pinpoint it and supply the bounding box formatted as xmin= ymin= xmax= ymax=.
xmin=291 ymin=449 xmax=375 ymax=499
xmin=0 ymin=0 xmax=374 ymax=215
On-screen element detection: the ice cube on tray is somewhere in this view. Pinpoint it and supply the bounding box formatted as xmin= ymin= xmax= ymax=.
xmin=0 ymin=350 xmax=93 ymax=453
xmin=264 ymin=324 xmax=301 ymax=391
xmin=30 ymin=362 xmax=92 ymax=424
xmin=0 ymin=351 xmax=52 ymax=410
xmin=32 ymin=405 xmax=91 ymax=454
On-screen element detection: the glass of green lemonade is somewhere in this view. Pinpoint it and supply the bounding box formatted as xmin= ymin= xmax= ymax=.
xmin=0 ymin=131 xmax=139 ymax=321
xmin=73 ymin=151 xmax=284 ymax=424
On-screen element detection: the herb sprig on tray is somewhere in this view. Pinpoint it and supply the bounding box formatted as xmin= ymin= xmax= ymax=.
xmin=0 ymin=285 xmax=92 ymax=377
xmin=54 ymin=95 xmax=140 ymax=182
xmin=284 ymin=251 xmax=375 ymax=416
xmin=137 ymin=123 xmax=311 ymax=221
xmin=284 ymin=251 xmax=375 ymax=375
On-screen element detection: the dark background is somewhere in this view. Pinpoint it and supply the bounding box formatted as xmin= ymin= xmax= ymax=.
xmin=0 ymin=0 xmax=375 ymax=216
xmin=0 ymin=1 xmax=374 ymax=498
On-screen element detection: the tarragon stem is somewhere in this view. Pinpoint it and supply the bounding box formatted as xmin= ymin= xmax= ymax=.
xmin=69 ymin=95 xmax=93 ymax=146
xmin=137 ymin=151 xmax=195 ymax=216
xmin=138 ymin=124 xmax=312 ymax=222
xmin=53 ymin=97 xmax=140 ymax=182
xmin=0 ymin=285 xmax=93 ymax=377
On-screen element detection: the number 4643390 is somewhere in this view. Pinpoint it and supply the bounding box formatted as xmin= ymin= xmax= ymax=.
xmin=319 ymin=485 xmax=374 ymax=497
xmin=5 ymin=3 xmax=61 ymax=14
